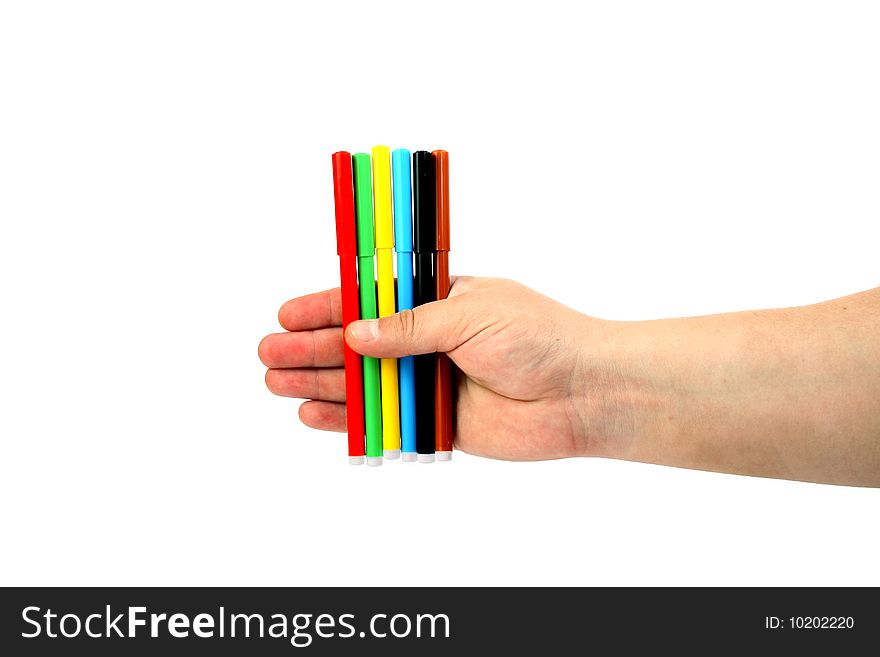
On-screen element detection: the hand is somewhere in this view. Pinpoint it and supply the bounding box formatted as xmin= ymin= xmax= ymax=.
xmin=258 ymin=277 xmax=610 ymax=460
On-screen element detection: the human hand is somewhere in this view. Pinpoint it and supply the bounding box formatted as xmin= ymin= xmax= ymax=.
xmin=258 ymin=277 xmax=616 ymax=460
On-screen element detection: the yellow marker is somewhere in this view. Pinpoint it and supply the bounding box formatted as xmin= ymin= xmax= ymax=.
xmin=372 ymin=145 xmax=401 ymax=458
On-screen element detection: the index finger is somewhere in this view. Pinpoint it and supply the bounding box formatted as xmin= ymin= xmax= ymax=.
xmin=279 ymin=288 xmax=343 ymax=331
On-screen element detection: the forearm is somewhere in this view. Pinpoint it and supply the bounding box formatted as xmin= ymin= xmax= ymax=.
xmin=583 ymin=288 xmax=880 ymax=486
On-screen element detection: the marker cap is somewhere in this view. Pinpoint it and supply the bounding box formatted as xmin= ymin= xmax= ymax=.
xmin=332 ymin=152 xmax=357 ymax=256
xmin=366 ymin=456 xmax=383 ymax=467
xmin=432 ymin=150 xmax=450 ymax=252
xmin=435 ymin=451 xmax=452 ymax=461
xmin=412 ymin=151 xmax=436 ymax=255
xmin=417 ymin=453 xmax=435 ymax=464
xmin=392 ymin=149 xmax=413 ymax=253
xmin=349 ymin=455 xmax=365 ymax=466
xmin=402 ymin=452 xmax=417 ymax=462
xmin=352 ymin=153 xmax=375 ymax=256
xmin=384 ymin=449 xmax=400 ymax=460
xmin=371 ymin=146 xmax=394 ymax=249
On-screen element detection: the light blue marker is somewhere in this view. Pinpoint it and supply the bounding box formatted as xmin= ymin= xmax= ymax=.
xmin=392 ymin=148 xmax=417 ymax=461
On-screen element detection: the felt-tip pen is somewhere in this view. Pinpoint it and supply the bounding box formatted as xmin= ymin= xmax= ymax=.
xmin=433 ymin=150 xmax=453 ymax=460
xmin=371 ymin=146 xmax=401 ymax=459
xmin=412 ymin=150 xmax=436 ymax=462
xmin=331 ymin=152 xmax=366 ymax=465
xmin=352 ymin=153 xmax=383 ymax=466
xmin=392 ymin=149 xmax=417 ymax=462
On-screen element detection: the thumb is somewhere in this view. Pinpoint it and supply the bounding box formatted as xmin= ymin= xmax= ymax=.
xmin=345 ymin=297 xmax=465 ymax=358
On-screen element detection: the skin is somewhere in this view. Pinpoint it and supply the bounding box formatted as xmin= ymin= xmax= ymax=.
xmin=258 ymin=277 xmax=880 ymax=487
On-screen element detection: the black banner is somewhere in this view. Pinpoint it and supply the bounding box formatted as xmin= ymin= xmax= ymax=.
xmin=1 ymin=587 xmax=876 ymax=655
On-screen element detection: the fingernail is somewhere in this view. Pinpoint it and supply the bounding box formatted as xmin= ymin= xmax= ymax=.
xmin=350 ymin=319 xmax=379 ymax=342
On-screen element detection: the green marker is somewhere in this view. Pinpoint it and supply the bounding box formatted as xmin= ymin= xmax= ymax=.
xmin=352 ymin=153 xmax=383 ymax=466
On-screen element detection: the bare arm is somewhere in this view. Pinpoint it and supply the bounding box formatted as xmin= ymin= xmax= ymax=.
xmin=260 ymin=280 xmax=880 ymax=487
xmin=595 ymin=287 xmax=880 ymax=486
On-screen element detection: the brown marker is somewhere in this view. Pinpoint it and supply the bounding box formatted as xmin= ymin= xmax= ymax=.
xmin=433 ymin=150 xmax=453 ymax=460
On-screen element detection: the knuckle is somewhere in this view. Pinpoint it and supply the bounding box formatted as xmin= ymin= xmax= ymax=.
xmin=312 ymin=369 xmax=322 ymax=400
xmin=393 ymin=308 xmax=418 ymax=342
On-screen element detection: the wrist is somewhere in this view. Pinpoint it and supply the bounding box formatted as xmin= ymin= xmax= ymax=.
xmin=567 ymin=316 xmax=678 ymax=461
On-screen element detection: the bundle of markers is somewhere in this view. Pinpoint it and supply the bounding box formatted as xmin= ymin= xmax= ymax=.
xmin=332 ymin=147 xmax=453 ymax=466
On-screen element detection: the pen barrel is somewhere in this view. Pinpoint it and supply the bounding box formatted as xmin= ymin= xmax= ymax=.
xmin=434 ymin=251 xmax=453 ymax=454
xmin=435 ymin=251 xmax=450 ymax=300
xmin=435 ymin=353 xmax=453 ymax=454
xmin=358 ymin=254 xmax=383 ymax=459
xmin=376 ymin=249 xmax=397 ymax=316
xmin=362 ymin=355 xmax=383 ymax=458
xmin=380 ymin=356 xmax=400 ymax=452
xmin=414 ymin=252 xmax=436 ymax=454
xmin=376 ymin=248 xmax=401 ymax=453
xmin=398 ymin=355 xmax=417 ymax=454
xmin=339 ymin=255 xmax=365 ymax=458
xmin=396 ymin=251 xmax=414 ymax=310
xmin=414 ymin=353 xmax=436 ymax=455
xmin=396 ymin=251 xmax=417 ymax=455
xmin=414 ymin=252 xmax=436 ymax=307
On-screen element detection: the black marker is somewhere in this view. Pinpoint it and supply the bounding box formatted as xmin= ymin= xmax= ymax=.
xmin=412 ymin=150 xmax=436 ymax=462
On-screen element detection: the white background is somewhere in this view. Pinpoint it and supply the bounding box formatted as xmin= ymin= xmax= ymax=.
xmin=1 ymin=1 xmax=878 ymax=586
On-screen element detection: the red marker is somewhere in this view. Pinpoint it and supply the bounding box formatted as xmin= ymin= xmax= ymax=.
xmin=332 ymin=152 xmax=366 ymax=464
